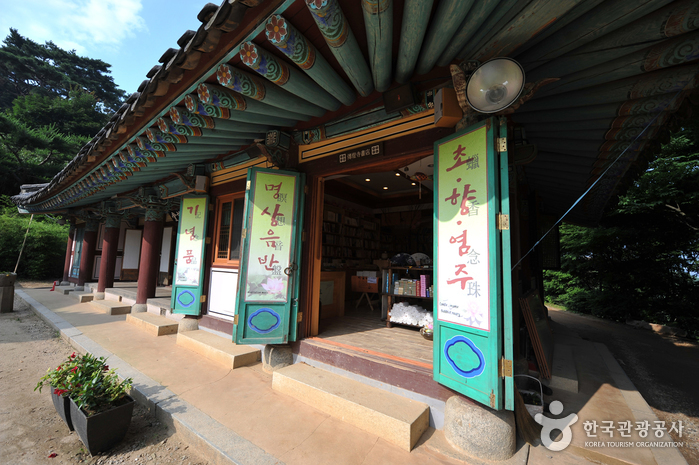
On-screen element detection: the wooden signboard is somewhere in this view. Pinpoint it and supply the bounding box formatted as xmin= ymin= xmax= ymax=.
xmin=433 ymin=117 xmax=514 ymax=411
xmin=234 ymin=168 xmax=305 ymax=344
xmin=172 ymin=196 xmax=209 ymax=315
xmin=520 ymin=291 xmax=554 ymax=379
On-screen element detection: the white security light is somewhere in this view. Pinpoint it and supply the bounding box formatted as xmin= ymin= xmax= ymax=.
xmin=466 ymin=58 xmax=525 ymax=113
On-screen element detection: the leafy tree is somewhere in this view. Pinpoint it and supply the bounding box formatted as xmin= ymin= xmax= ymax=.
xmin=0 ymin=28 xmax=125 ymax=112
xmin=545 ymin=115 xmax=699 ymax=336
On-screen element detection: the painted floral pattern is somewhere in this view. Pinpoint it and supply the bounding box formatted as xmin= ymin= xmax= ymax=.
xmin=266 ymin=16 xmax=287 ymax=44
xmin=217 ymin=64 xmax=233 ymax=87
xmin=240 ymin=42 xmax=258 ymax=67
xmin=197 ymin=83 xmax=211 ymax=104
xmin=306 ymin=0 xmax=328 ymax=10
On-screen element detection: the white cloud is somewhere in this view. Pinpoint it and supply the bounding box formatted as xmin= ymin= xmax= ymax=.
xmin=0 ymin=0 xmax=147 ymax=54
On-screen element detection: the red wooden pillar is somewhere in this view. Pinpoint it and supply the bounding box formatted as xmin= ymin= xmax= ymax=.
xmin=96 ymin=215 xmax=121 ymax=298
xmin=61 ymin=223 xmax=75 ymax=284
xmin=134 ymin=208 xmax=164 ymax=312
xmin=78 ymin=220 xmax=99 ymax=286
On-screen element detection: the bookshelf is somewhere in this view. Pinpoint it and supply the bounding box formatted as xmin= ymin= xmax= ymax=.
xmin=322 ymin=205 xmax=380 ymax=266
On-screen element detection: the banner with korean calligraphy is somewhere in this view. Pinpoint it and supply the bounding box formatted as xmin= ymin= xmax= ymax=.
xmin=172 ymin=195 xmax=209 ymax=315
xmin=433 ymin=117 xmax=511 ymax=410
xmin=235 ymin=168 xmax=305 ymax=345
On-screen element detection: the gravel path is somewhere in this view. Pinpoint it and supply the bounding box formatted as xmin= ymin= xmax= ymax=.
xmin=0 ymin=287 xmax=208 ymax=464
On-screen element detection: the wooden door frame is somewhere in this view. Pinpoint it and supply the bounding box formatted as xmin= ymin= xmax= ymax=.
xmin=298 ymin=126 xmax=453 ymax=338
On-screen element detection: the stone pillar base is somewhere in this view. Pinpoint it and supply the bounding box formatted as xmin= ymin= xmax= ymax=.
xmin=93 ymin=292 xmax=105 ymax=300
xmin=131 ymin=303 xmax=148 ymax=313
xmin=60 ymin=281 xmax=71 ymax=286
xmin=178 ymin=316 xmax=199 ymax=332
xmin=262 ymin=344 xmax=293 ymax=373
xmin=443 ymin=396 xmax=516 ymax=462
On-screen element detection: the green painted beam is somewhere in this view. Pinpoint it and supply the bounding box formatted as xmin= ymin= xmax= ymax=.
xmin=239 ymin=41 xmax=341 ymax=111
xmin=526 ymin=0 xmax=699 ymax=81
xmin=265 ymin=14 xmax=356 ymax=106
xmin=517 ymin=0 xmax=675 ymax=68
xmin=305 ymin=0 xmax=374 ymax=96
xmin=519 ymin=63 xmax=699 ymax=112
xmin=361 ymin=0 xmax=393 ymax=92
xmin=156 ymin=117 xmax=264 ymax=141
xmin=535 ymin=30 xmax=699 ymax=98
xmin=414 ymin=0 xmax=474 ymax=75
xmin=396 ymin=0 xmax=434 ymax=83
xmin=185 ymin=93 xmax=299 ymax=126
xmin=169 ymin=107 xmax=269 ymax=134
xmin=436 ymin=0 xmax=501 ymax=67
xmin=457 ymin=0 xmax=524 ymax=60
xmin=217 ymin=64 xmax=325 ymax=117
xmin=472 ymin=0 xmax=585 ymax=62
xmin=135 ymin=136 xmax=240 ymax=153
xmin=145 ymin=128 xmax=254 ymax=146
xmin=197 ymin=83 xmax=311 ymax=121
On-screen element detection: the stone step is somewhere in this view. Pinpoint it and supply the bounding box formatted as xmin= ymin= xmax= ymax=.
xmin=126 ymin=312 xmax=179 ymax=336
xmin=543 ymin=343 xmax=579 ymax=393
xmin=273 ymin=363 xmax=430 ymax=452
xmin=176 ymin=330 xmax=260 ymax=369
xmin=73 ymin=291 xmax=95 ymax=303
xmin=90 ymin=299 xmax=132 ymax=315
xmin=56 ymin=285 xmax=83 ymax=295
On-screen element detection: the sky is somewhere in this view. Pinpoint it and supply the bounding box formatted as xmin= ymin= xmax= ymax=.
xmin=0 ymin=0 xmax=211 ymax=95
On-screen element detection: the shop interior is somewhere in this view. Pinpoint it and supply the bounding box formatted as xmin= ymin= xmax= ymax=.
xmin=316 ymin=154 xmax=436 ymax=364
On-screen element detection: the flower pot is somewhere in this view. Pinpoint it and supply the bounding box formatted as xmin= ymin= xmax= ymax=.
xmin=69 ymin=396 xmax=135 ymax=455
xmin=0 ymin=272 xmax=16 ymax=313
xmin=49 ymin=386 xmax=73 ymax=431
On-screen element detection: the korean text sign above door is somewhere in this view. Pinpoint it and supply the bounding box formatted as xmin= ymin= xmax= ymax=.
xmin=244 ymin=171 xmax=297 ymax=302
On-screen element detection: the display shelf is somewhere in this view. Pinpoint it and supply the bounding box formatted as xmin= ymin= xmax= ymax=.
xmin=383 ymin=266 xmax=434 ymax=328
xmin=322 ymin=204 xmax=380 ymax=265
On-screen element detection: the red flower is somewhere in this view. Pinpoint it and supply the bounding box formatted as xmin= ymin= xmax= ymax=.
xmin=56 ymin=366 xmax=62 ymax=371
xmin=240 ymin=42 xmax=258 ymax=67
xmin=265 ymin=16 xmax=287 ymax=44
xmin=71 ymin=367 xmax=78 ymax=373
xmin=103 ymin=365 xmax=109 ymax=371
xmin=70 ymin=352 xmax=76 ymax=359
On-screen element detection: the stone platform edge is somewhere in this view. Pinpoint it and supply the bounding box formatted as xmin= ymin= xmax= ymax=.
xmin=15 ymin=290 xmax=282 ymax=465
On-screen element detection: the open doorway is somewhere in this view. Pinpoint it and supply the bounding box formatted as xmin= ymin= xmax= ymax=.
xmin=314 ymin=154 xmax=435 ymax=365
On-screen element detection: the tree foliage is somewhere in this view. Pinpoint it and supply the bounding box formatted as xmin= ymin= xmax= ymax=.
xmin=545 ymin=115 xmax=699 ymax=337
xmin=0 ymin=28 xmax=125 ymax=112
xmin=0 ymin=29 xmax=125 ymax=196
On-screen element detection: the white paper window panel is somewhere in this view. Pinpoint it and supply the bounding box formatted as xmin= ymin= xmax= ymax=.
xmin=96 ymin=224 xmax=105 ymax=250
xmin=115 ymin=256 xmax=122 ymax=279
xmin=208 ymin=268 xmax=239 ymax=318
xmin=117 ymin=221 xmax=128 ymax=251
xmin=122 ymin=229 xmax=142 ymax=269
xmin=93 ymin=256 xmax=101 ymax=280
xmin=160 ymin=227 xmax=172 ymax=273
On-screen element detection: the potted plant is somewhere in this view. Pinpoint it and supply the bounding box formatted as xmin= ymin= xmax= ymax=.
xmin=35 ymin=352 xmax=80 ymax=430
xmin=37 ymin=352 xmax=134 ymax=455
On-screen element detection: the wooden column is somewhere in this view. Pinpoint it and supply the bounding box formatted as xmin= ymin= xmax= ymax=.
xmin=78 ymin=220 xmax=99 ymax=286
xmin=97 ymin=215 xmax=121 ymax=295
xmin=61 ymin=223 xmax=75 ymax=284
xmin=135 ymin=208 xmax=164 ymax=310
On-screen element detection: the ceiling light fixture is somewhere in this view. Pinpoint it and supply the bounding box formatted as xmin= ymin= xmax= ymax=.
xmin=365 ymin=178 xmax=371 ymax=182
xmin=395 ymin=173 xmax=401 ymax=177
xmin=383 ymin=186 xmax=388 ymax=190
xmin=465 ymin=57 xmax=525 ymax=113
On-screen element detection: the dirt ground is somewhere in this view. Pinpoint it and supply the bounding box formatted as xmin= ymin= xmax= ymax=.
xmin=0 ymin=284 xmax=208 ymax=465
xmin=548 ymin=307 xmax=699 ymax=465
